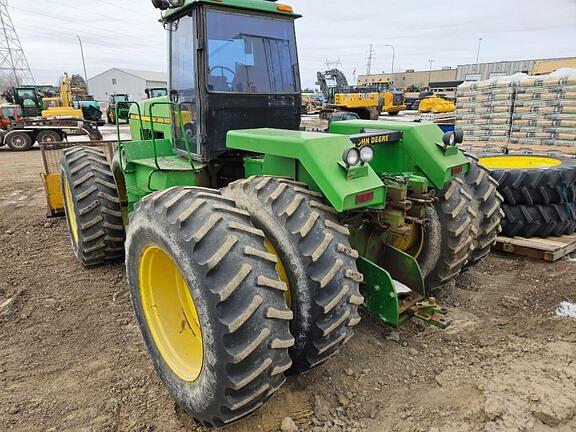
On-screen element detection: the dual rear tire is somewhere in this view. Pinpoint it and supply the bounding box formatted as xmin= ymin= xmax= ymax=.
xmin=128 ymin=182 xmax=362 ymax=426
xmin=61 ymin=157 xmax=361 ymax=427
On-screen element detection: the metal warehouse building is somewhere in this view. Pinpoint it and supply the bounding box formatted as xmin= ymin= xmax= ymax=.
xmin=88 ymin=68 xmax=167 ymax=102
xmin=358 ymin=57 xmax=576 ymax=88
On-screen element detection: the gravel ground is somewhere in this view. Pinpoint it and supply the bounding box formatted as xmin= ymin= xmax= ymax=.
xmin=0 ymin=135 xmax=575 ymax=432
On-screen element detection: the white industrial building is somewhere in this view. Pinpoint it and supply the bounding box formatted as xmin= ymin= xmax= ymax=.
xmin=88 ymin=68 xmax=167 ymax=102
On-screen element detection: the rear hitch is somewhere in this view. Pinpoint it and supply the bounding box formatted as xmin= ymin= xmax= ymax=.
xmin=407 ymin=297 xmax=450 ymax=329
xmin=356 ymin=245 xmax=451 ymax=329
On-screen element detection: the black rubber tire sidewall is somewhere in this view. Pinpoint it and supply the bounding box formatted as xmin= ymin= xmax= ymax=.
xmin=223 ymin=178 xmax=363 ymax=373
xmin=60 ymin=146 xmax=125 ymax=266
xmin=485 ymin=156 xmax=576 ymax=206
xmin=126 ymin=188 xmax=293 ymax=428
xmin=6 ymin=132 xmax=33 ymax=151
xmin=36 ymin=130 xmax=62 ymax=144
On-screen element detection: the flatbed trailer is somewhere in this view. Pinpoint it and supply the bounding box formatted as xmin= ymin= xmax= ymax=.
xmin=0 ymin=116 xmax=102 ymax=152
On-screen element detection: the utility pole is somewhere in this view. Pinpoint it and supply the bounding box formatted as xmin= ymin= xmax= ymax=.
xmin=77 ymin=35 xmax=89 ymax=93
xmin=475 ymin=37 xmax=483 ymax=72
xmin=428 ymin=59 xmax=435 ymax=87
xmin=0 ymin=0 xmax=34 ymax=89
xmin=366 ymin=44 xmax=375 ymax=75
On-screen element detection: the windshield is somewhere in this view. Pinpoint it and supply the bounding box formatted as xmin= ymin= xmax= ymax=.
xmin=16 ymin=89 xmax=36 ymax=100
xmin=149 ymin=88 xmax=167 ymax=98
xmin=113 ymin=95 xmax=129 ymax=102
xmin=206 ymin=10 xmax=299 ymax=93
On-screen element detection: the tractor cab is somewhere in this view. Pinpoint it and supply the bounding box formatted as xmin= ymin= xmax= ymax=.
xmin=12 ymin=87 xmax=42 ymax=117
xmin=111 ymin=94 xmax=129 ymax=103
xmin=158 ymin=0 xmax=302 ymax=162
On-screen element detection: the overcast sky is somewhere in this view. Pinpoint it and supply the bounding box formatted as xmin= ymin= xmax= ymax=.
xmin=9 ymin=0 xmax=576 ymax=89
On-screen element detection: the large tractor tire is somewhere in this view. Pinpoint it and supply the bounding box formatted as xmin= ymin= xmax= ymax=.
xmin=126 ymin=187 xmax=294 ymax=428
xmin=60 ymin=146 xmax=125 ymax=267
xmin=462 ymin=156 xmax=505 ymax=269
xmin=480 ymin=155 xmax=576 ymax=205
xmin=223 ymin=177 xmax=364 ymax=373
xmin=426 ymin=178 xmax=476 ymax=289
xmin=501 ymin=203 xmax=576 ymax=238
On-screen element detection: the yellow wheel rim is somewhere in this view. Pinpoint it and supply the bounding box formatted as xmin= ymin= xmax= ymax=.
xmin=479 ymin=156 xmax=562 ymax=170
xmin=264 ymin=240 xmax=291 ymax=307
xmin=63 ymin=177 xmax=79 ymax=244
xmin=139 ymin=246 xmax=203 ymax=382
xmin=388 ymin=224 xmax=424 ymax=259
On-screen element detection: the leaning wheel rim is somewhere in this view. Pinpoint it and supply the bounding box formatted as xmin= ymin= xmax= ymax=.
xmin=63 ymin=177 xmax=79 ymax=244
xmin=139 ymin=246 xmax=204 ymax=382
xmin=479 ymin=156 xmax=563 ymax=170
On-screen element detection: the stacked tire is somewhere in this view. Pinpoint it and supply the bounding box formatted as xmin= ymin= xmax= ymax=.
xmin=479 ymin=155 xmax=576 ymax=238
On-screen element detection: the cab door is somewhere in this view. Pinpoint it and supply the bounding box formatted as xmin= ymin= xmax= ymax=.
xmin=170 ymin=11 xmax=200 ymax=157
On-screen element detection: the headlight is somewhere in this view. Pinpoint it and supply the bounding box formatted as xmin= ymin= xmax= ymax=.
xmin=442 ymin=131 xmax=456 ymax=147
xmin=454 ymin=129 xmax=464 ymax=144
xmin=342 ymin=147 xmax=361 ymax=167
xmin=359 ymin=145 xmax=375 ymax=163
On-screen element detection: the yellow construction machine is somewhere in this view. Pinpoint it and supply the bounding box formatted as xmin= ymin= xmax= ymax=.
xmin=317 ymin=69 xmax=379 ymax=119
xmin=41 ymin=73 xmax=84 ymax=119
xmin=419 ymin=95 xmax=456 ymax=114
xmin=317 ymin=69 xmax=405 ymax=120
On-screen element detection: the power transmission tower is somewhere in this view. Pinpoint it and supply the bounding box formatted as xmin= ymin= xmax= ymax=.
xmin=366 ymin=44 xmax=375 ymax=75
xmin=0 ymin=0 xmax=34 ymax=90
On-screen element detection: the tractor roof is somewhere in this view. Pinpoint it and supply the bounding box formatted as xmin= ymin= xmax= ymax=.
xmin=162 ymin=0 xmax=300 ymax=21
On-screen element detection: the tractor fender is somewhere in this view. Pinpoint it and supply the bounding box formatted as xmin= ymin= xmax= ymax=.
xmin=226 ymin=128 xmax=386 ymax=212
xmin=327 ymin=120 xmax=470 ymax=189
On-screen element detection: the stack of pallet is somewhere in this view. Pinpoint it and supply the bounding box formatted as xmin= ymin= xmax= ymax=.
xmin=511 ymin=70 xmax=576 ymax=147
xmin=455 ymin=75 xmax=523 ymax=147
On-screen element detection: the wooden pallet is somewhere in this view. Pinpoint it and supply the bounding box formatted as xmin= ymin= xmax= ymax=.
xmin=494 ymin=233 xmax=576 ymax=261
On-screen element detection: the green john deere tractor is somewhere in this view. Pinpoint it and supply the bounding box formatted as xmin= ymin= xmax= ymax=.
xmin=107 ymin=93 xmax=131 ymax=124
xmin=60 ymin=0 xmax=503 ymax=428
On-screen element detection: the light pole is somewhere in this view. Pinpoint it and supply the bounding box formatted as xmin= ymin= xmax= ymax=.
xmin=475 ymin=37 xmax=483 ymax=72
xmin=428 ymin=59 xmax=435 ymax=87
xmin=76 ymin=35 xmax=89 ymax=94
xmin=383 ymin=44 xmax=395 ymax=75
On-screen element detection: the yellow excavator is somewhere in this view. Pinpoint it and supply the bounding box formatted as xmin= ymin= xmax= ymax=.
xmin=41 ymin=73 xmax=84 ymax=119
xmin=317 ymin=69 xmax=405 ymax=120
